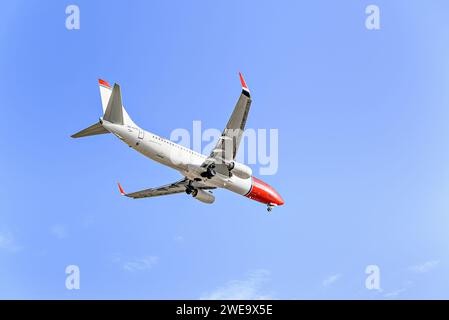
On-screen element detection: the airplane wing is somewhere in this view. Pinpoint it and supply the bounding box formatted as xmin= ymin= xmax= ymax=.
xmin=209 ymin=72 xmax=252 ymax=163
xmin=117 ymin=178 xmax=215 ymax=199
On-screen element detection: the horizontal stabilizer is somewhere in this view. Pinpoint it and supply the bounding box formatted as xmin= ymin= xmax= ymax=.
xmin=71 ymin=122 xmax=109 ymax=138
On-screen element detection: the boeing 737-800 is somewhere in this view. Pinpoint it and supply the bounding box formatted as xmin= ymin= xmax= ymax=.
xmin=72 ymin=73 xmax=284 ymax=211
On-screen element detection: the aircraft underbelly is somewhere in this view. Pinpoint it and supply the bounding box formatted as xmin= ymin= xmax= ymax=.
xmin=119 ymin=127 xmax=251 ymax=197
xmin=206 ymin=174 xmax=252 ymax=196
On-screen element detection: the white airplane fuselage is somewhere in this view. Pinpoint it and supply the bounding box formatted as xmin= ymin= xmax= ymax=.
xmin=101 ymin=120 xmax=252 ymax=196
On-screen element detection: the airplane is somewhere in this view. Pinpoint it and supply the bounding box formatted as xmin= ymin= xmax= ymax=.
xmin=72 ymin=73 xmax=284 ymax=212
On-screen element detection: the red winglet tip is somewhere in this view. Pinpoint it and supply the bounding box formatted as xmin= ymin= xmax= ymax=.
xmin=239 ymin=72 xmax=248 ymax=90
xmin=117 ymin=182 xmax=125 ymax=195
xmin=99 ymin=79 xmax=111 ymax=88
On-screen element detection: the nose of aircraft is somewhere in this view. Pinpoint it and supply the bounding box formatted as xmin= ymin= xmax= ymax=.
xmin=274 ymin=191 xmax=285 ymax=206
xmin=269 ymin=185 xmax=284 ymax=206
xmin=245 ymin=176 xmax=284 ymax=206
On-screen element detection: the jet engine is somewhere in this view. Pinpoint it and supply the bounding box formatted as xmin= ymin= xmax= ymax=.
xmin=192 ymin=189 xmax=215 ymax=204
xmin=227 ymin=161 xmax=252 ymax=179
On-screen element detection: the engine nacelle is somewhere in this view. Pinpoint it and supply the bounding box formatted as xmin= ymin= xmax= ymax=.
xmin=192 ymin=189 xmax=215 ymax=204
xmin=228 ymin=161 xmax=252 ymax=179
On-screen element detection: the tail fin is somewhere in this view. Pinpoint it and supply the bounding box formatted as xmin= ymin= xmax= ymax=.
xmin=99 ymin=79 xmax=112 ymax=113
xmin=71 ymin=79 xmax=137 ymax=139
xmin=103 ymin=83 xmax=124 ymax=124
xmin=100 ymin=79 xmax=136 ymax=126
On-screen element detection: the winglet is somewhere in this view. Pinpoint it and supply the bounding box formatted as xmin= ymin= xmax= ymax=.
xmin=99 ymin=79 xmax=111 ymax=88
xmin=239 ymin=72 xmax=250 ymax=96
xmin=239 ymin=72 xmax=248 ymax=89
xmin=117 ymin=182 xmax=126 ymax=195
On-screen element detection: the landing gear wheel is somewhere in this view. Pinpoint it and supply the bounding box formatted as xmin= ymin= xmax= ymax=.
xmin=207 ymin=163 xmax=216 ymax=178
xmin=267 ymin=204 xmax=274 ymax=212
xmin=201 ymin=164 xmax=217 ymax=179
xmin=185 ymin=183 xmax=194 ymax=195
xmin=208 ymin=168 xmax=216 ymax=178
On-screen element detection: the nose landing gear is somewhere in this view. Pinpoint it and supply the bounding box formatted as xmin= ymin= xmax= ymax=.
xmin=267 ymin=203 xmax=276 ymax=212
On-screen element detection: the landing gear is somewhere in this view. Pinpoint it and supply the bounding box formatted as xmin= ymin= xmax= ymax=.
xmin=200 ymin=163 xmax=216 ymax=179
xmin=185 ymin=181 xmax=194 ymax=195
xmin=267 ymin=204 xmax=275 ymax=212
xmin=184 ymin=182 xmax=202 ymax=200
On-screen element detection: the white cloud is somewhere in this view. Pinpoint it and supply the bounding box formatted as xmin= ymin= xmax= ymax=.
xmin=0 ymin=231 xmax=21 ymax=252
xmin=50 ymin=225 xmax=68 ymax=239
xmin=200 ymin=269 xmax=273 ymax=300
xmin=322 ymin=273 xmax=342 ymax=287
xmin=113 ymin=254 xmax=159 ymax=272
xmin=409 ymin=260 xmax=439 ymax=274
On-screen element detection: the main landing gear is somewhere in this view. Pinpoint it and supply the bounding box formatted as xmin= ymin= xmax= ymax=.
xmin=185 ymin=181 xmax=199 ymax=197
xmin=185 ymin=182 xmax=194 ymax=195
xmin=200 ymin=163 xmax=216 ymax=179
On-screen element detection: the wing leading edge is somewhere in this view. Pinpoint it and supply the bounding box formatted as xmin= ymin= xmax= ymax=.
xmin=208 ymin=72 xmax=252 ymax=163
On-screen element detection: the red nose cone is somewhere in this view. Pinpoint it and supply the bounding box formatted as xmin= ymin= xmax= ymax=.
xmin=245 ymin=177 xmax=284 ymax=206
xmin=276 ymin=194 xmax=285 ymax=206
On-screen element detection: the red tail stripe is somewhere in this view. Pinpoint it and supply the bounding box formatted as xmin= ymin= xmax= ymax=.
xmin=99 ymin=79 xmax=111 ymax=88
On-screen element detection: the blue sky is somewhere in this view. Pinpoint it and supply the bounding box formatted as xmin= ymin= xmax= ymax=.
xmin=1 ymin=0 xmax=449 ymax=299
